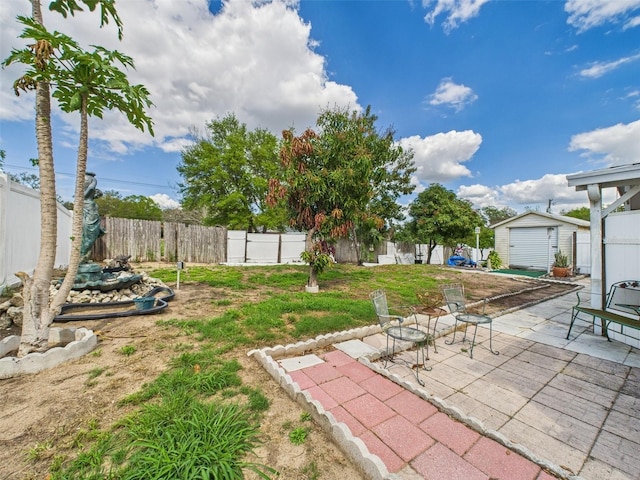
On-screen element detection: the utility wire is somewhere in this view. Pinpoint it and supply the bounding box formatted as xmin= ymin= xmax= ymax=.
xmin=3 ymin=163 xmax=178 ymax=191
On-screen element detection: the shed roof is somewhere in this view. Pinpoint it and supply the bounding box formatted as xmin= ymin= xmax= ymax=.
xmin=491 ymin=210 xmax=590 ymax=229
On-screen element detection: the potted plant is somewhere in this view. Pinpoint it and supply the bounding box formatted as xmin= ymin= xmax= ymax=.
xmin=552 ymin=251 xmax=571 ymax=278
xmin=301 ymin=240 xmax=335 ymax=293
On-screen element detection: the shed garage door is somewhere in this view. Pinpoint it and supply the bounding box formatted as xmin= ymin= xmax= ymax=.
xmin=509 ymin=227 xmax=557 ymax=270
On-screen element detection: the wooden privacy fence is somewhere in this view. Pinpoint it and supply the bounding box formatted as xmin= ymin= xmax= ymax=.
xmin=92 ymin=217 xmax=227 ymax=263
xmin=166 ymin=223 xmax=226 ymax=263
xmin=90 ymin=217 xmax=390 ymax=265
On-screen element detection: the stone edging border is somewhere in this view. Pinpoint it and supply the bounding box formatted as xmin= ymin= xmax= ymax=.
xmin=248 ymin=322 xmax=584 ymax=480
xmin=0 ymin=329 xmax=98 ymax=379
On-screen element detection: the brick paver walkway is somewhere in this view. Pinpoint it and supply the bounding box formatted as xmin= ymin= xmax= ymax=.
xmin=290 ymin=349 xmax=557 ymax=479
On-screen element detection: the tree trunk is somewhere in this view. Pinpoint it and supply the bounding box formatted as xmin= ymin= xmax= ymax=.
xmin=52 ymin=95 xmax=88 ymax=312
xmin=350 ymin=226 xmax=362 ymax=266
xmin=305 ymin=227 xmax=317 ymax=287
xmin=18 ymin=0 xmax=57 ymax=356
xmin=308 ymin=265 xmax=318 ymax=288
xmin=426 ymin=239 xmax=437 ymax=265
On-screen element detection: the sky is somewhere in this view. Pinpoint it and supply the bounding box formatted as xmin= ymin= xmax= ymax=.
xmin=1 ymin=0 xmax=639 ymax=215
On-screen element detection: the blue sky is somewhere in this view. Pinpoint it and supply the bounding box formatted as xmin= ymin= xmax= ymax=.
xmin=1 ymin=0 xmax=639 ymax=214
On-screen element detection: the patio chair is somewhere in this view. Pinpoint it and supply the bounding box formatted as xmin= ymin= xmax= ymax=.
xmin=439 ymin=283 xmax=499 ymax=359
xmin=369 ymin=289 xmax=430 ymax=385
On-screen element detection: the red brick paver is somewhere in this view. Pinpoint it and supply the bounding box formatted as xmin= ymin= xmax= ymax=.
xmin=290 ymin=348 xmax=550 ymax=479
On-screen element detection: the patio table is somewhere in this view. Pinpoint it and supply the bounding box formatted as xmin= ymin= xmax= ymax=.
xmin=415 ymin=306 xmax=447 ymax=356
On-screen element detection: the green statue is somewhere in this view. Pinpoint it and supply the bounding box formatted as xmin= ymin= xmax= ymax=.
xmin=80 ymin=172 xmax=105 ymax=261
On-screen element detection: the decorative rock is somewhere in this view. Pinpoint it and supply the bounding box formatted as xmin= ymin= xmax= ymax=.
xmin=0 ymin=312 xmax=12 ymax=329
xmin=10 ymin=293 xmax=24 ymax=307
xmin=0 ymin=300 xmax=12 ymax=313
xmin=7 ymin=307 xmax=22 ymax=327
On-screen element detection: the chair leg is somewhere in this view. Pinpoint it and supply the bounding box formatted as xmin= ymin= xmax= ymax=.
xmin=469 ymin=324 xmax=478 ymax=358
xmin=414 ymin=342 xmax=426 ymax=386
xmin=384 ymin=335 xmax=394 ymax=368
xmin=487 ymin=322 xmax=499 ymax=356
xmin=445 ymin=319 xmax=459 ymax=346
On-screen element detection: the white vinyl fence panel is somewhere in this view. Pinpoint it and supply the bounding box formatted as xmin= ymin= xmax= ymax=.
xmin=226 ymin=230 xmax=247 ymax=264
xmin=0 ymin=174 xmax=72 ymax=292
xmin=603 ymin=211 xmax=640 ymax=348
xmin=575 ymin=232 xmax=591 ymax=275
xmin=246 ymin=233 xmax=279 ymax=264
xmin=280 ymin=233 xmax=306 ymax=263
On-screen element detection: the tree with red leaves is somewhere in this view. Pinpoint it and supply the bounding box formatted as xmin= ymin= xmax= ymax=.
xmin=268 ymin=106 xmax=415 ymax=289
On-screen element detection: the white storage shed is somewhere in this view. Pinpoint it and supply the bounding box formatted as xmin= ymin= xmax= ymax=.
xmin=492 ymin=211 xmax=590 ymax=272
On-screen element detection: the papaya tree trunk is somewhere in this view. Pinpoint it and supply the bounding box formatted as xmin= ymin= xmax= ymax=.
xmin=18 ymin=0 xmax=57 ymax=356
xmin=52 ymin=94 xmax=88 ymax=312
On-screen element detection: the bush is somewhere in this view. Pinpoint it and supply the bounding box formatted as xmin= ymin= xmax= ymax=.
xmin=487 ymin=250 xmax=502 ymax=269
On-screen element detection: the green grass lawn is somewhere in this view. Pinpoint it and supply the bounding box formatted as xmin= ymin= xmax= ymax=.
xmin=48 ymin=263 xmax=490 ymax=480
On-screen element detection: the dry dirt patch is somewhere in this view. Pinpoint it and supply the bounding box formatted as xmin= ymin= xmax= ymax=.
xmin=0 ymin=269 xmax=578 ymax=479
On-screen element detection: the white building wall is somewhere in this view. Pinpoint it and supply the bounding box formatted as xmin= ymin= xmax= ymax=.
xmin=603 ymin=210 xmax=640 ymax=348
xmin=493 ymin=213 xmax=588 ymax=269
xmin=0 ymin=174 xmax=73 ymax=292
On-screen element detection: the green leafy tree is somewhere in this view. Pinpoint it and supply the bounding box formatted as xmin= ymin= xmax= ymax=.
xmin=3 ymin=1 xmax=152 ymax=355
xmin=406 ymin=183 xmax=482 ymax=264
xmin=562 ymin=206 xmax=589 ymax=221
xmin=96 ymin=190 xmax=162 ymax=220
xmin=268 ymin=106 xmax=415 ymax=286
xmin=480 ymin=206 xmax=517 ymax=226
xmin=461 ymin=224 xmax=494 ymax=261
xmin=178 ymin=113 xmax=285 ymax=232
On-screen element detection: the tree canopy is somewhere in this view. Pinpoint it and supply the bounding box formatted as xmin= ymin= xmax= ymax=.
xmin=178 ymin=113 xmax=285 ymax=232
xmin=480 ymin=206 xmax=517 ymax=226
xmin=96 ymin=190 xmax=162 ymax=220
xmin=268 ymin=105 xmax=415 ymax=276
xmin=405 ymin=183 xmax=482 ymax=263
xmin=562 ymin=206 xmax=589 ymax=221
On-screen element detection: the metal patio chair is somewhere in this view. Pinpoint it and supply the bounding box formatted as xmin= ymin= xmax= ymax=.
xmin=440 ymin=283 xmax=499 ymax=359
xmin=369 ymin=289 xmax=430 ymax=385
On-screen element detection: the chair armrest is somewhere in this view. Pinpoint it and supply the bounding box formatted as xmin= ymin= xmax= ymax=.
xmin=575 ymin=290 xmax=589 ymax=307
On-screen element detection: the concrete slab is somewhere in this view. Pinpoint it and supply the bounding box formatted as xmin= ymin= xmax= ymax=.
xmin=334 ymin=339 xmax=381 ymax=358
xmin=278 ymin=353 xmax=324 ymax=372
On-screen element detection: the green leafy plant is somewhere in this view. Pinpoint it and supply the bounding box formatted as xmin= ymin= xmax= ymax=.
xmin=300 ymin=240 xmax=336 ymax=288
xmin=25 ymin=440 xmax=52 ymax=462
xmin=119 ymin=345 xmax=136 ymax=356
xmin=553 ymin=251 xmax=569 ymax=268
xmin=289 ymin=426 xmax=309 ymax=445
xmin=300 ymin=412 xmax=312 ymax=422
xmin=487 ymin=250 xmax=502 ymax=269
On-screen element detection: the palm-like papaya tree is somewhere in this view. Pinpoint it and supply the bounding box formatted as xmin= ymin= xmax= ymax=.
xmin=3 ymin=1 xmax=153 ymax=355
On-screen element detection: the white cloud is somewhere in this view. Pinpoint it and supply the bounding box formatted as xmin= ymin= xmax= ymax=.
xmin=456 ymin=184 xmax=500 ymax=208
xmin=423 ymin=0 xmax=490 ymax=32
xmin=568 ymin=119 xmax=640 ymax=166
xmin=565 ymin=0 xmax=640 ymax=32
xmin=398 ymin=130 xmax=482 ymax=183
xmin=0 ymin=0 xmax=359 ymax=155
xmin=150 ymin=193 xmax=180 ymax=209
xmin=499 ymin=174 xmax=582 ymax=206
xmin=457 ymin=172 xmax=619 ymax=214
xmin=428 ymin=78 xmax=478 ymax=111
xmin=579 ymin=53 xmax=640 ymax=78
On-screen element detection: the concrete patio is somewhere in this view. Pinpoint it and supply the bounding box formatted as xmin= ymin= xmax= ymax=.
xmin=251 ymin=278 xmax=640 ymax=479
